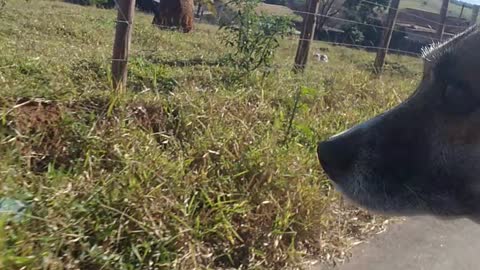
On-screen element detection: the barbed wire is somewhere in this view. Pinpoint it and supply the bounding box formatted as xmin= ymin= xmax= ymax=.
xmin=113 ymin=0 xmax=131 ymax=25
xmin=286 ymin=1 xmax=474 ymax=40
xmin=2 ymin=32 xmax=360 ymax=58
xmin=5 ymin=18 xmax=430 ymax=61
xmin=294 ymin=11 xmax=441 ymax=41
xmin=81 ymin=0 xmax=470 ymax=47
xmin=2 ymin=32 xmax=422 ymax=77
xmin=297 ymin=38 xmax=421 ymax=56
xmin=288 ymin=0 xmax=470 ymax=29
xmin=145 ymin=12 xmax=442 ymax=47
xmin=44 ymin=0 xmax=435 ymax=67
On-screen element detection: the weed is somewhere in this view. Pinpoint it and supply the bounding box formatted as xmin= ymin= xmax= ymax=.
xmin=220 ymin=0 xmax=293 ymax=77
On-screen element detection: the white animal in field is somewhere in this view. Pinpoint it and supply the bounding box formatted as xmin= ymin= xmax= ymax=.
xmin=313 ymin=52 xmax=329 ymax=63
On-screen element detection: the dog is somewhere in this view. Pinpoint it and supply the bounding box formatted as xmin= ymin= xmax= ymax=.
xmin=317 ymin=25 xmax=480 ymax=220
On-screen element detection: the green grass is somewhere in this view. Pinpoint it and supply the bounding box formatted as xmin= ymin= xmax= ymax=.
xmin=0 ymin=0 xmax=422 ymax=269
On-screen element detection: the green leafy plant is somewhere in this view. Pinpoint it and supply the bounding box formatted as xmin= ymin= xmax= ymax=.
xmin=341 ymin=0 xmax=388 ymax=45
xmin=220 ymin=0 xmax=293 ymax=76
xmin=283 ymin=86 xmax=318 ymax=146
xmin=341 ymin=24 xmax=366 ymax=44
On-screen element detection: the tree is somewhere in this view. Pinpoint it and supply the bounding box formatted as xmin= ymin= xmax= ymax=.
xmin=315 ymin=0 xmax=340 ymax=31
xmin=341 ymin=0 xmax=390 ymax=45
xmin=343 ymin=0 xmax=388 ymax=21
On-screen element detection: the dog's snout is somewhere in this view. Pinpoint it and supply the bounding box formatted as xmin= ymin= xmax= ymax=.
xmin=317 ymin=136 xmax=357 ymax=180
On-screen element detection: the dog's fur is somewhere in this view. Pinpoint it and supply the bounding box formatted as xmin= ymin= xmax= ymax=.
xmin=317 ymin=25 xmax=480 ymax=220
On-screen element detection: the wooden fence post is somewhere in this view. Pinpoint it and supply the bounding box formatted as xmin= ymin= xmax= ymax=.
xmin=471 ymin=5 xmax=479 ymax=25
xmin=436 ymin=0 xmax=450 ymax=41
xmin=373 ymin=0 xmax=401 ymax=74
xmin=293 ymin=0 xmax=320 ymax=73
xmin=112 ymin=0 xmax=136 ymax=93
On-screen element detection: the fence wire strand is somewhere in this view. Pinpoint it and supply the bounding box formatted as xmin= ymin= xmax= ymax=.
xmin=359 ymin=0 xmax=469 ymax=28
xmin=113 ymin=0 xmax=131 ymax=25
xmin=295 ymin=38 xmax=421 ymax=56
xmin=105 ymin=0 xmax=469 ymax=68
xmin=294 ymin=11 xmax=442 ymax=41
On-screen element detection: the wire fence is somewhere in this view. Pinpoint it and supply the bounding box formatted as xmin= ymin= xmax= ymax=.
xmin=295 ymin=11 xmax=442 ymax=42
xmin=3 ymin=9 xmax=424 ymax=96
xmin=359 ymin=0 xmax=467 ymax=28
xmin=26 ymin=0 xmax=470 ymax=60
xmin=106 ymin=0 xmax=475 ymax=76
xmin=295 ymin=38 xmax=422 ymax=56
xmin=287 ymin=0 xmax=471 ymax=39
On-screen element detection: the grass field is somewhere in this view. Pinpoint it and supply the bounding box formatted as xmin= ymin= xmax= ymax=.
xmin=0 ymin=0 xmax=422 ymax=269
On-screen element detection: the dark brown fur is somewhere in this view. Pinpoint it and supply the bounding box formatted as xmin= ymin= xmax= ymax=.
xmin=153 ymin=0 xmax=194 ymax=33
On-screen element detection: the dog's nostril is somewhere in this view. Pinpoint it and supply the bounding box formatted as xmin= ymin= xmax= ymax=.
xmin=317 ymin=139 xmax=357 ymax=177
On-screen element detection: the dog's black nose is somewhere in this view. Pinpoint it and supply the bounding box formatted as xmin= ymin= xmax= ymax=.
xmin=317 ymin=137 xmax=357 ymax=180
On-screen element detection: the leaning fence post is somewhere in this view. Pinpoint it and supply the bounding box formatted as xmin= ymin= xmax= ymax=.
xmin=112 ymin=0 xmax=136 ymax=93
xmin=471 ymin=5 xmax=479 ymax=26
xmin=293 ymin=0 xmax=320 ymax=73
xmin=436 ymin=0 xmax=450 ymax=41
xmin=373 ymin=0 xmax=401 ymax=74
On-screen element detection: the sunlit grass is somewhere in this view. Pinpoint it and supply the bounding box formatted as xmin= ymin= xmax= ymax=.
xmin=0 ymin=0 xmax=422 ymax=269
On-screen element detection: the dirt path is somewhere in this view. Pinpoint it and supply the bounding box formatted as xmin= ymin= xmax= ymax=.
xmin=312 ymin=216 xmax=480 ymax=270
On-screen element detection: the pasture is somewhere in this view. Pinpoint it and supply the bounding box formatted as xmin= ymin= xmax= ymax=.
xmin=0 ymin=0 xmax=422 ymax=269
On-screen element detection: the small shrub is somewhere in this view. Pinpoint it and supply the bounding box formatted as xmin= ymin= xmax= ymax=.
xmin=220 ymin=0 xmax=293 ymax=76
xmin=341 ymin=0 xmax=389 ymax=46
xmin=341 ymin=24 xmax=365 ymax=44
